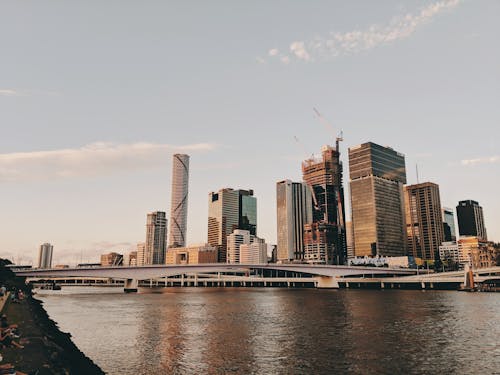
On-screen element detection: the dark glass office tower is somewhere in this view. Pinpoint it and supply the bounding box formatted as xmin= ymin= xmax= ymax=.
xmin=349 ymin=142 xmax=407 ymax=257
xmin=442 ymin=207 xmax=457 ymax=242
xmin=456 ymin=200 xmax=487 ymax=240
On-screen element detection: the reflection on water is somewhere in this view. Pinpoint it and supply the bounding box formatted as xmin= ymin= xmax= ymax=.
xmin=39 ymin=289 xmax=500 ymax=375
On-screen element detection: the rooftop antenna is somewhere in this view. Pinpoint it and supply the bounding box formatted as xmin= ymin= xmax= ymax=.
xmin=416 ymin=163 xmax=420 ymax=184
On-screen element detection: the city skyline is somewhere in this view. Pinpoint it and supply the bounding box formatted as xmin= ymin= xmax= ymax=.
xmin=1 ymin=1 xmax=499 ymax=264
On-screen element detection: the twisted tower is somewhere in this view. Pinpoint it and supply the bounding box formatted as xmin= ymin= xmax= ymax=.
xmin=169 ymin=154 xmax=190 ymax=248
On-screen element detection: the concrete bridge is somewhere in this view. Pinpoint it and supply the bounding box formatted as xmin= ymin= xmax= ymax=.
xmin=14 ymin=263 xmax=416 ymax=291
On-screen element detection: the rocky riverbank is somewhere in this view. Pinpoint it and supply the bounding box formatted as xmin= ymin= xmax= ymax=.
xmin=1 ymin=259 xmax=105 ymax=375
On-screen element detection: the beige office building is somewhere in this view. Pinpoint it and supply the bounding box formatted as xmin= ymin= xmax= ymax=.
xmin=405 ymin=182 xmax=444 ymax=261
xmin=136 ymin=243 xmax=146 ymax=266
xmin=276 ymin=180 xmax=312 ymax=262
xmin=166 ymin=244 xmax=218 ymax=265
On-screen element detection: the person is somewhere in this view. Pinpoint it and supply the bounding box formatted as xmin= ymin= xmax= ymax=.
xmin=0 ymin=363 xmax=28 ymax=375
xmin=0 ymin=316 xmax=17 ymax=331
xmin=0 ymin=329 xmax=23 ymax=349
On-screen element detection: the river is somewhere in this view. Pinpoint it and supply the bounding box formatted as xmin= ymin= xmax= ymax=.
xmin=37 ymin=288 xmax=500 ymax=374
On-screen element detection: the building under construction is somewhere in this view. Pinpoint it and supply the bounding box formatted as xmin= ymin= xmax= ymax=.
xmin=302 ymin=144 xmax=347 ymax=264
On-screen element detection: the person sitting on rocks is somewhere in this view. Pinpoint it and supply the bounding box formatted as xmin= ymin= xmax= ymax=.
xmin=0 ymin=329 xmax=23 ymax=349
xmin=0 ymin=362 xmax=28 ymax=375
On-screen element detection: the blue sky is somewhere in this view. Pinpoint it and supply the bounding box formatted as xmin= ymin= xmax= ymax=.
xmin=1 ymin=0 xmax=499 ymax=264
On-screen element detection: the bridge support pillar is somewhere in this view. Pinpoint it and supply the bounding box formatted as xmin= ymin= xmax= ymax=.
xmin=124 ymin=279 xmax=138 ymax=293
xmin=316 ymin=276 xmax=339 ymax=289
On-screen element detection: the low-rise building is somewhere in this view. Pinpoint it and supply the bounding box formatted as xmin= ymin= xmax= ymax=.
xmin=439 ymin=242 xmax=463 ymax=264
xmin=240 ymin=241 xmax=267 ymax=264
xmin=458 ymin=236 xmax=497 ymax=269
xmin=100 ymin=252 xmax=123 ymax=267
xmin=127 ymin=251 xmax=138 ymax=266
xmin=166 ymin=244 xmax=218 ymax=265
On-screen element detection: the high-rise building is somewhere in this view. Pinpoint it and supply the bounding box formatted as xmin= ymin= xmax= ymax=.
xmin=145 ymin=211 xmax=168 ymax=265
xmin=345 ymin=221 xmax=354 ymax=259
xmin=38 ymin=243 xmax=53 ymax=269
xmin=349 ymin=142 xmax=407 ymax=257
xmin=456 ymin=200 xmax=487 ymax=241
xmin=207 ymin=188 xmax=256 ymax=262
xmin=100 ymin=252 xmax=124 ymax=266
xmin=442 ymin=207 xmax=457 ymax=242
xmin=169 ymin=154 xmax=190 ymax=248
xmin=276 ymin=180 xmax=312 ymax=262
xmin=136 ymin=242 xmax=146 ymax=266
xmin=404 ymin=182 xmax=445 ymax=261
xmin=302 ymin=144 xmax=347 ymax=264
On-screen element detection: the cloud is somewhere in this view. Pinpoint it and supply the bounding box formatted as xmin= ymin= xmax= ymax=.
xmin=0 ymin=88 xmax=60 ymax=97
xmin=0 ymin=89 xmax=21 ymax=97
xmin=461 ymin=156 xmax=500 ymax=166
xmin=290 ymin=41 xmax=311 ymax=61
xmin=0 ymin=142 xmax=217 ymax=182
xmin=266 ymin=0 xmax=461 ymax=64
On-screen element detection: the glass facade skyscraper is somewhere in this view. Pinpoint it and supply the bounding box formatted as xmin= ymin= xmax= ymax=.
xmin=169 ymin=154 xmax=189 ymax=248
xmin=442 ymin=207 xmax=457 ymax=242
xmin=208 ymin=188 xmax=257 ymax=263
xmin=456 ymin=200 xmax=487 ymax=241
xmin=145 ymin=211 xmax=168 ymax=265
xmin=349 ymin=142 xmax=407 ymax=257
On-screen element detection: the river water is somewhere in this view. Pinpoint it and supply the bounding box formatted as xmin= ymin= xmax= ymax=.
xmin=38 ymin=288 xmax=500 ymax=375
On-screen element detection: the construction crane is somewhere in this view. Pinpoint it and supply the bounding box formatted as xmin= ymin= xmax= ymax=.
xmin=313 ymin=107 xmax=343 ymax=150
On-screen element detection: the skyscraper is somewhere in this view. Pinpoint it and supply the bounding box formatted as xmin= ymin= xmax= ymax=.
xmin=276 ymin=180 xmax=312 ymax=262
xmin=207 ymin=188 xmax=257 ymax=262
xmin=136 ymin=242 xmax=146 ymax=266
xmin=302 ymin=144 xmax=347 ymax=264
xmin=442 ymin=207 xmax=457 ymax=242
xmin=169 ymin=154 xmax=189 ymax=248
xmin=145 ymin=211 xmax=168 ymax=265
xmin=404 ymin=182 xmax=445 ymax=261
xmin=38 ymin=243 xmax=53 ymax=269
xmin=456 ymin=200 xmax=487 ymax=240
xmin=349 ymin=142 xmax=407 ymax=257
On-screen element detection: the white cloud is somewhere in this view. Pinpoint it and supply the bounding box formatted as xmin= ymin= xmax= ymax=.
xmin=461 ymin=156 xmax=500 ymax=166
xmin=0 ymin=88 xmax=60 ymax=97
xmin=268 ymin=48 xmax=279 ymax=56
xmin=266 ymin=0 xmax=461 ymax=64
xmin=0 ymin=89 xmax=21 ymax=97
xmin=280 ymin=56 xmax=290 ymax=65
xmin=290 ymin=41 xmax=311 ymax=61
xmin=0 ymin=142 xmax=217 ymax=182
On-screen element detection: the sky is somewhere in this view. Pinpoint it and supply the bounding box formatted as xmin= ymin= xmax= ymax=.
xmin=1 ymin=0 xmax=499 ymax=265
